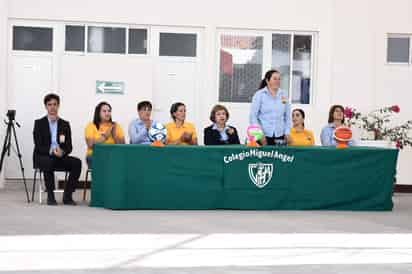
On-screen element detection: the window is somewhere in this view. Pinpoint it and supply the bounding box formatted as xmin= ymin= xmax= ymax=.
xmin=272 ymin=34 xmax=312 ymax=104
xmin=128 ymin=28 xmax=147 ymax=54
xmin=87 ymin=26 xmax=126 ymax=54
xmin=291 ymin=35 xmax=312 ymax=104
xmin=65 ymin=25 xmax=85 ymax=52
xmin=219 ymin=34 xmax=263 ymax=102
xmin=159 ymin=33 xmax=197 ymax=57
xmin=387 ymin=35 xmax=410 ymax=64
xmin=12 ymin=26 xmax=53 ymax=51
xmin=218 ymin=31 xmax=315 ymax=104
xmin=272 ymin=34 xmax=291 ymax=99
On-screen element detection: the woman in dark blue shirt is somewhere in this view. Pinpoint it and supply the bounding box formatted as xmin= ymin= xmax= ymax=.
xmin=204 ymin=104 xmax=240 ymax=145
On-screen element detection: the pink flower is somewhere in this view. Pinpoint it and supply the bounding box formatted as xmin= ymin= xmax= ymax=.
xmin=391 ymin=105 xmax=400 ymax=113
xmin=344 ymin=107 xmax=353 ymax=119
xmin=396 ymin=140 xmax=401 ymax=148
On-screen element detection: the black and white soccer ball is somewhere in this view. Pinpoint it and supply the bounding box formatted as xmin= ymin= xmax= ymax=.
xmin=148 ymin=123 xmax=167 ymax=142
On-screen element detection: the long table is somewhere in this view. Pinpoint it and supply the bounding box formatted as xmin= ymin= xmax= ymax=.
xmin=90 ymin=144 xmax=398 ymax=210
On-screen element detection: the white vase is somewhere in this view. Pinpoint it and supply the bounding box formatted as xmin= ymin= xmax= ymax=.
xmin=361 ymin=130 xmax=376 ymax=140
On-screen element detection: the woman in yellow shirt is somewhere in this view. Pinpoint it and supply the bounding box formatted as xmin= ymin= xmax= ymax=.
xmin=289 ymin=109 xmax=315 ymax=146
xmin=165 ymin=102 xmax=198 ymax=145
xmin=85 ymin=102 xmax=125 ymax=166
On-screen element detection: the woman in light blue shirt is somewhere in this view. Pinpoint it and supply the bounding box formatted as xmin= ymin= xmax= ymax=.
xmin=321 ymin=104 xmax=352 ymax=146
xmin=249 ymin=69 xmax=291 ymax=145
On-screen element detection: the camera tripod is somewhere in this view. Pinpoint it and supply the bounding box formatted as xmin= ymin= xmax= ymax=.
xmin=0 ymin=116 xmax=30 ymax=203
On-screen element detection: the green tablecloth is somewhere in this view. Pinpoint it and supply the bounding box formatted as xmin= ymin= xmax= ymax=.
xmin=90 ymin=145 xmax=398 ymax=210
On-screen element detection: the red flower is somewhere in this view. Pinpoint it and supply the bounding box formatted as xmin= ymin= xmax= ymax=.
xmin=396 ymin=140 xmax=401 ymax=148
xmin=344 ymin=107 xmax=353 ymax=119
xmin=391 ymin=105 xmax=400 ymax=113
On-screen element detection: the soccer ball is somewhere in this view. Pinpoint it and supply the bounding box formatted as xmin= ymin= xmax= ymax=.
xmin=148 ymin=123 xmax=167 ymax=143
xmin=246 ymin=124 xmax=264 ymax=141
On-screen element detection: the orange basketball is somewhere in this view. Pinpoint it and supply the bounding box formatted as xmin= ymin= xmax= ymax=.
xmin=334 ymin=126 xmax=352 ymax=142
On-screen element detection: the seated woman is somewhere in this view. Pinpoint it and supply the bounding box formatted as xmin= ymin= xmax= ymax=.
xmin=165 ymin=102 xmax=198 ymax=145
xmin=85 ymin=102 xmax=125 ymax=166
xmin=321 ymin=104 xmax=352 ymax=146
xmin=289 ymin=109 xmax=315 ymax=146
xmin=204 ymin=104 xmax=240 ymax=145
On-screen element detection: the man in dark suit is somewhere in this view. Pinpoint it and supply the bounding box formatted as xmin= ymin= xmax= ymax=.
xmin=33 ymin=93 xmax=81 ymax=205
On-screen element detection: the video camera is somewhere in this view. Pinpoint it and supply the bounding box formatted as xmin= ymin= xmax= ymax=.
xmin=6 ymin=110 xmax=16 ymax=121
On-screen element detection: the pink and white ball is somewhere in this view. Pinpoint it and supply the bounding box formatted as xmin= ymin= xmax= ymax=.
xmin=246 ymin=125 xmax=264 ymax=142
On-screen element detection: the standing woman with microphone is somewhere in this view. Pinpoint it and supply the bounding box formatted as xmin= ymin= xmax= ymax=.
xmin=249 ymin=69 xmax=291 ymax=146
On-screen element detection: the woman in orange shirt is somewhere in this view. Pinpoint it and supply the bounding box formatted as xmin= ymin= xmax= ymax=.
xmin=289 ymin=109 xmax=315 ymax=146
xmin=85 ymin=102 xmax=125 ymax=166
xmin=165 ymin=102 xmax=198 ymax=145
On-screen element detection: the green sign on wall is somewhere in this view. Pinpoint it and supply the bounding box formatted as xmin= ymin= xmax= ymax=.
xmin=96 ymin=80 xmax=125 ymax=94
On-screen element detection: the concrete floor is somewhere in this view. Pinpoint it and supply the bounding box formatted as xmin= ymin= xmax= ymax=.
xmin=1 ymin=181 xmax=412 ymax=274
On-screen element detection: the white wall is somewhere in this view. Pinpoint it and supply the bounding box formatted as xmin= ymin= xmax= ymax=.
xmin=59 ymin=54 xmax=154 ymax=162
xmin=374 ymin=1 xmax=412 ymax=185
xmin=4 ymin=0 xmax=412 ymax=184
xmin=331 ymin=0 xmax=412 ymax=184
xmin=0 ymin=0 xmax=8 ymax=188
xmin=330 ymin=0 xmax=376 ymax=109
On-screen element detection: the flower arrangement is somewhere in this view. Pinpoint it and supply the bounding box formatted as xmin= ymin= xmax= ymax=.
xmin=344 ymin=105 xmax=412 ymax=149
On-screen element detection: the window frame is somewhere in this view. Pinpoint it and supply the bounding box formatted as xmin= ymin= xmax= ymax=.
xmin=64 ymin=24 xmax=86 ymax=54
xmin=152 ymin=27 xmax=201 ymax=62
xmin=289 ymin=31 xmax=316 ymax=105
xmin=128 ymin=27 xmax=149 ymax=56
xmin=386 ymin=33 xmax=411 ymax=66
xmin=10 ymin=23 xmax=55 ymax=56
xmin=217 ymin=30 xmax=266 ymax=104
xmin=217 ymin=28 xmax=317 ymax=105
xmin=158 ymin=32 xmax=198 ymax=58
xmin=86 ymin=24 xmax=127 ymax=55
xmin=216 ymin=29 xmax=267 ymax=107
xmin=62 ymin=22 xmax=150 ymax=57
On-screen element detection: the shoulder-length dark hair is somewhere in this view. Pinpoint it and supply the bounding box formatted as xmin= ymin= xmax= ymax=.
xmin=292 ymin=108 xmax=306 ymax=127
xmin=170 ymin=102 xmax=185 ymax=121
xmin=328 ymin=105 xmax=345 ymax=124
xmin=259 ymin=69 xmax=280 ymax=89
xmin=93 ymin=102 xmax=112 ymax=130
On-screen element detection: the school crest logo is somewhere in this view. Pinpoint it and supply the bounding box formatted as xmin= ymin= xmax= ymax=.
xmin=248 ymin=162 xmax=273 ymax=188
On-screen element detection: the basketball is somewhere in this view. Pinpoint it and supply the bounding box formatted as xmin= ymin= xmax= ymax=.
xmin=334 ymin=126 xmax=352 ymax=142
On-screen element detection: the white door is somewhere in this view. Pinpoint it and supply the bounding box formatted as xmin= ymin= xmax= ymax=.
xmin=151 ymin=27 xmax=202 ymax=127
xmin=5 ymin=21 xmax=57 ymax=179
xmin=6 ymin=55 xmax=53 ymax=179
xmin=153 ymin=60 xmax=198 ymax=123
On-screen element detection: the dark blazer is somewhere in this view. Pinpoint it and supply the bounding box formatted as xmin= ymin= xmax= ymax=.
xmin=204 ymin=124 xmax=240 ymax=145
xmin=33 ymin=116 xmax=73 ymax=162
